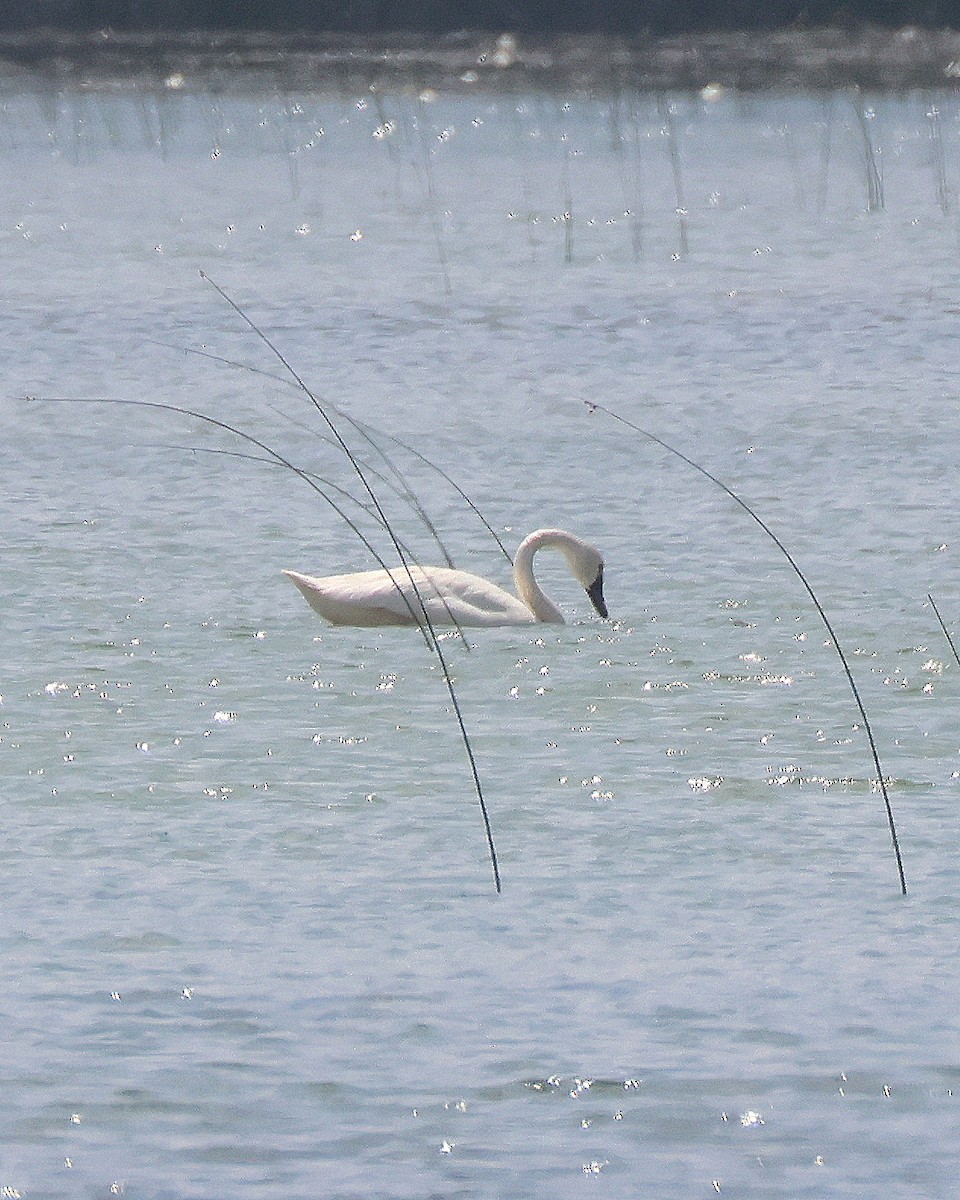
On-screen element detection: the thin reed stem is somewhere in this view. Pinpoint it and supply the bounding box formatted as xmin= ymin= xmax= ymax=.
xmin=851 ymin=89 xmax=884 ymax=213
xmin=927 ymin=100 xmax=951 ymax=216
xmin=815 ymin=93 xmax=835 ymax=216
xmin=278 ymin=91 xmax=302 ymax=203
xmin=780 ymin=121 xmax=806 ymax=212
xmin=35 ymin=389 xmax=500 ymax=893
xmin=166 ymin=442 xmax=441 ymax=577
xmin=624 ymin=87 xmax=646 ymax=263
xmin=505 ymin=88 xmax=540 ymax=263
xmin=198 ymin=273 xmax=499 ymax=892
xmin=585 ymin=399 xmax=907 ymax=896
xmin=559 ymin=104 xmax=574 ymax=265
xmin=146 ymin=337 xmax=513 ymax=565
xmin=369 ymin=85 xmax=407 ymax=209
xmin=657 ymin=95 xmax=688 ymax=259
xmin=928 ymin=594 xmax=960 ymax=668
xmin=35 ymin=397 xmax=432 ymax=629
xmin=414 ymin=96 xmax=452 ymax=296
xmin=39 ymin=390 xmax=473 ymax=638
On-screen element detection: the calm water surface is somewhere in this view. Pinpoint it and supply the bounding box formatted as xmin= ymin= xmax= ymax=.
xmin=4 ymin=84 xmax=960 ymax=1198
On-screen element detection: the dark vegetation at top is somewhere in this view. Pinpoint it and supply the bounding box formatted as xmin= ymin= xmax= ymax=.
xmin=4 ymin=0 xmax=960 ymax=33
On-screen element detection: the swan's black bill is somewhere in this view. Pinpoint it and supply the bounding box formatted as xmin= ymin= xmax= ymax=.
xmin=586 ymin=571 xmax=607 ymax=619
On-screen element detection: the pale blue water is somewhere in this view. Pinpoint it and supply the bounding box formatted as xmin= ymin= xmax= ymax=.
xmin=4 ymin=84 xmax=960 ymax=1198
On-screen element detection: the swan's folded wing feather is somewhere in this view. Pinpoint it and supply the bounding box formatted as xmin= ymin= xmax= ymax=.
xmin=283 ymin=568 xmax=422 ymax=626
xmin=285 ymin=565 xmax=535 ymax=627
xmin=419 ymin=570 xmax=533 ymax=625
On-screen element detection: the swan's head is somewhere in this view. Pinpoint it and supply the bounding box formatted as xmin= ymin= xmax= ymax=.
xmin=585 ymin=567 xmax=607 ymax=619
xmin=567 ymin=541 xmax=607 ymax=619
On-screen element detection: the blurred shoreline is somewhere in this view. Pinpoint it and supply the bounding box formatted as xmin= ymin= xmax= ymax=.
xmin=3 ymin=25 xmax=960 ymax=92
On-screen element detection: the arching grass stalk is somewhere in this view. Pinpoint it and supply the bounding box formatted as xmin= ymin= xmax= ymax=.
xmin=147 ymin=338 xmax=513 ymax=566
xmin=36 ymin=391 xmax=501 ymax=891
xmin=163 ymin=442 xmax=427 ymax=563
xmin=928 ymin=594 xmax=960 ymax=668
xmin=37 ymin=392 xmax=473 ymax=641
xmin=259 ymin=400 xmax=460 ymax=571
xmin=585 ymin=399 xmax=907 ymax=896
xmin=35 ymin=397 xmax=434 ymax=633
xmin=266 ymin=396 xmax=514 ymax=569
xmin=198 ymin=272 xmax=500 ymax=892
xmin=172 ymin=442 xmax=482 ymax=590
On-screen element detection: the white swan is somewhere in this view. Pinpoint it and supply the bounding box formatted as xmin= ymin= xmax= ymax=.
xmin=283 ymin=528 xmax=607 ymax=628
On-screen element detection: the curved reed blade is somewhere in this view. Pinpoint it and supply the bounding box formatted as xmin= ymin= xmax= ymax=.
xmin=167 ymin=442 xmax=469 ymax=620
xmin=586 ymin=399 xmax=907 ymax=897
xmin=928 ymin=594 xmax=960 ymax=668
xmin=33 ymin=397 xmax=436 ymax=637
xmin=146 ymin=337 xmax=513 ymax=564
xmin=33 ymin=389 xmax=502 ymax=894
xmin=147 ymin=337 xmax=457 ymax=569
xmin=198 ymin=272 xmax=501 ymax=893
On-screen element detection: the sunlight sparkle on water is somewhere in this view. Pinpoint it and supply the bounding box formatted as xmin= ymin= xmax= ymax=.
xmin=6 ymin=77 xmax=960 ymax=1200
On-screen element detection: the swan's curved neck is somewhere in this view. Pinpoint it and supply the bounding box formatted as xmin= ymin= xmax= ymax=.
xmin=513 ymin=529 xmax=577 ymax=623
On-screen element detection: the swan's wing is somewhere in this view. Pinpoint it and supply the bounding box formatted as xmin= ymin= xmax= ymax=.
xmin=416 ymin=568 xmax=534 ymax=626
xmin=285 ymin=566 xmax=535 ymax=627
xmin=283 ymin=568 xmax=424 ymax=626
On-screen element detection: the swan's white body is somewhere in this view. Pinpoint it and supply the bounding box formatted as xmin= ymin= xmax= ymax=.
xmin=284 ymin=528 xmax=606 ymax=628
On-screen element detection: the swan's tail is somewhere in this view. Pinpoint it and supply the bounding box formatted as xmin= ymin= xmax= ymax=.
xmin=282 ymin=569 xmax=329 ymax=617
